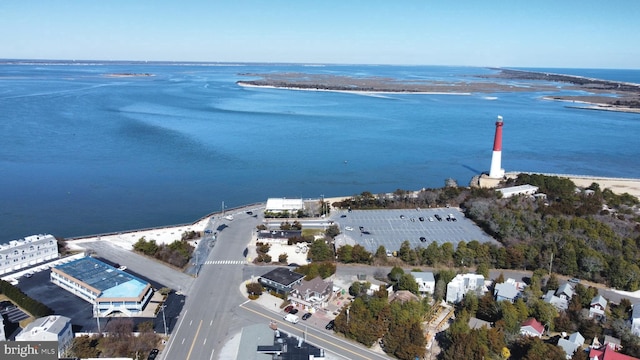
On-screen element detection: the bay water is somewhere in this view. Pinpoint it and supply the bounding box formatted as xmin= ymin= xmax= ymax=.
xmin=1 ymin=62 xmax=639 ymax=241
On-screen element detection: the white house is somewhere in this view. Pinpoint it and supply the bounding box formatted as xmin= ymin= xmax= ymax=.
xmin=556 ymin=284 xmax=574 ymax=300
xmin=446 ymin=273 xmax=485 ymax=304
xmin=631 ymin=303 xmax=640 ymax=336
xmin=411 ymin=271 xmax=435 ymax=295
xmin=494 ymin=281 xmax=519 ymax=303
xmin=289 ymin=277 xmax=333 ymax=310
xmin=15 ymin=315 xmax=73 ymax=357
xmin=520 ymin=318 xmax=544 ymax=338
xmin=544 ymin=290 xmax=569 ymax=311
xmin=0 ymin=234 xmax=59 ymax=275
xmin=557 ymin=332 xmax=585 ymax=359
xmin=589 ymin=295 xmax=607 ymax=319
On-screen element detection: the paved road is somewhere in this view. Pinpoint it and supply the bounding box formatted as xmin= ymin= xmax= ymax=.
xmin=162 ymin=209 xmax=262 ymax=360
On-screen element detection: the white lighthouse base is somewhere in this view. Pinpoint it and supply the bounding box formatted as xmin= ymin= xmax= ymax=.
xmin=489 ymin=151 xmax=504 ymax=178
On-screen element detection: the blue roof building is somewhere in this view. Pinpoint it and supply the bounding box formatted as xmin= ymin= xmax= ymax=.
xmin=50 ymin=256 xmax=153 ymax=317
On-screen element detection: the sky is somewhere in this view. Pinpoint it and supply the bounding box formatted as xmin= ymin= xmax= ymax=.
xmin=2 ymin=1 xmax=639 ymax=69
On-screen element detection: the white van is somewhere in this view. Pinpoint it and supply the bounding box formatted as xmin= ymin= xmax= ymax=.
xmin=284 ymin=314 xmax=299 ymax=324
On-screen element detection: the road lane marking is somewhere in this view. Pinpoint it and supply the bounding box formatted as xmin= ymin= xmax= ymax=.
xmin=164 ymin=309 xmax=188 ymax=356
xmin=186 ymin=319 xmax=203 ymax=360
xmin=182 ymin=338 xmax=185 ymax=344
xmin=210 ymin=320 xmax=213 ymax=326
xmin=203 ymin=338 xmax=207 ymax=345
xmin=239 ymin=304 xmax=377 ymax=360
xmin=189 ymin=320 xmax=193 ymax=326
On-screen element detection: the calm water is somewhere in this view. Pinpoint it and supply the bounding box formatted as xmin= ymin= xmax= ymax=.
xmin=1 ymin=62 xmax=639 ymax=242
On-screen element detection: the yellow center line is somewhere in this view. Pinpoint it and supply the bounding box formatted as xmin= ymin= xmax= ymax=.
xmin=186 ymin=319 xmax=203 ymax=360
xmin=240 ymin=305 xmax=375 ymax=360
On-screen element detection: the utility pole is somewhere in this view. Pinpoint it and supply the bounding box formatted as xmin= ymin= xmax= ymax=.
xmin=94 ymin=305 xmax=101 ymax=334
xmin=549 ymin=251 xmax=554 ymax=276
xmin=160 ymin=304 xmax=168 ymax=336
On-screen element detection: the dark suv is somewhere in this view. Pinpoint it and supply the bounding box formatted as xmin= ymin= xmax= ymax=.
xmin=325 ymin=320 xmax=335 ymax=330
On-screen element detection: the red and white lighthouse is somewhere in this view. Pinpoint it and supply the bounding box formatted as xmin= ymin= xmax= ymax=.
xmin=489 ymin=115 xmax=505 ymax=178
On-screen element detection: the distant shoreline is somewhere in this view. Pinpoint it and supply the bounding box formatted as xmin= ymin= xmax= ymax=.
xmin=237 ymin=82 xmax=472 ymax=95
xmin=238 ymin=68 xmax=640 ymax=114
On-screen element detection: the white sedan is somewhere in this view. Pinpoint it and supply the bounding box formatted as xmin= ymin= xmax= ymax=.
xmin=345 ymin=226 xmax=354 ymax=231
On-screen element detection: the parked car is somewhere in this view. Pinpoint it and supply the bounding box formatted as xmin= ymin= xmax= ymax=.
xmin=284 ymin=314 xmax=299 ymax=324
xmin=419 ymin=217 xmax=425 ymax=221
xmin=429 ymin=217 xmax=435 ymax=222
xmin=302 ymin=312 xmax=312 ymax=320
xmin=284 ymin=305 xmax=294 ymax=313
xmin=400 ymin=215 xmax=405 ymax=219
xmin=434 ymin=214 xmax=442 ymax=221
xmin=290 ymin=308 xmax=299 ymax=315
xmin=325 ymin=320 xmax=335 ymax=330
xmin=569 ymin=278 xmax=581 ymax=284
xmin=420 ymin=237 xmax=427 ymax=242
xmin=147 ymin=349 xmax=159 ymax=360
xmin=345 ymin=226 xmax=353 ymax=231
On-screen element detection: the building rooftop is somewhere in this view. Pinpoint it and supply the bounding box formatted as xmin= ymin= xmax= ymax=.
xmin=19 ymin=315 xmax=70 ymax=338
xmin=260 ymin=267 xmax=304 ymax=287
xmin=53 ymin=256 xmax=149 ymax=298
xmin=411 ymin=271 xmax=435 ymax=283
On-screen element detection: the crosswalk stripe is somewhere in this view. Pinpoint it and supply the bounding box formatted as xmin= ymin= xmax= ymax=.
xmin=204 ymin=260 xmax=246 ymax=265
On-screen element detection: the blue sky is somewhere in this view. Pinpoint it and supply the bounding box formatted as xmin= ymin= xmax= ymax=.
xmin=2 ymin=1 xmax=639 ymax=68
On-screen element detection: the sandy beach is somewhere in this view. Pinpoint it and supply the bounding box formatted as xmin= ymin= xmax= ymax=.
xmin=566 ymin=176 xmax=640 ymax=198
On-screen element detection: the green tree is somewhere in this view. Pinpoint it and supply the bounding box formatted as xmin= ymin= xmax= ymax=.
xmin=388 ymin=266 xmax=405 ymax=283
xmin=309 ymin=239 xmax=333 ymax=261
xmin=325 ymin=224 xmax=340 ymax=238
xmin=336 ymin=245 xmax=353 ymax=263
xmin=375 ymin=245 xmax=387 ymax=260
xmin=397 ymin=273 xmax=419 ymax=294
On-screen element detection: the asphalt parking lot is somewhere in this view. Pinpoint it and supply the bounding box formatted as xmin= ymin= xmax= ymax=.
xmin=15 ymin=259 xmax=183 ymax=335
xmin=332 ymin=208 xmax=499 ymax=253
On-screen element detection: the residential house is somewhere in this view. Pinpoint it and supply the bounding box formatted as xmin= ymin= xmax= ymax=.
xmin=15 ymin=315 xmax=73 ymax=357
xmin=544 ymin=290 xmax=569 ymax=311
xmin=557 ymin=332 xmax=585 ymax=359
xmin=602 ymin=335 xmax=623 ymax=352
xmin=446 ymin=273 xmax=485 ymax=304
xmin=520 ymin=318 xmax=545 ymax=338
xmin=259 ymin=267 xmax=305 ymax=295
xmin=411 ymin=271 xmax=435 ymax=296
xmin=631 ymin=303 xmax=640 ymax=336
xmin=589 ymin=295 xmax=607 ymax=319
xmin=289 ymin=276 xmax=333 ymax=310
xmin=589 ymin=336 xmax=640 ymax=360
xmin=556 ymin=283 xmax=574 ymax=300
xmin=494 ymin=281 xmax=519 ymax=303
